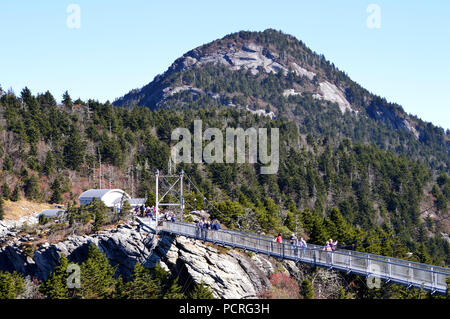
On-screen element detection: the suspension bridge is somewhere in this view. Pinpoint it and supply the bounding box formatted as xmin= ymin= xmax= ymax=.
xmin=136 ymin=169 xmax=450 ymax=295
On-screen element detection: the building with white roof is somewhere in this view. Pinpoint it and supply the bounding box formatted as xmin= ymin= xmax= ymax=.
xmin=78 ymin=189 xmax=131 ymax=208
xmin=38 ymin=209 xmax=65 ymax=218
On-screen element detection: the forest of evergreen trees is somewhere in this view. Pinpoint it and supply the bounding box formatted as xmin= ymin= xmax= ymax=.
xmin=0 ymin=83 xmax=448 ymax=299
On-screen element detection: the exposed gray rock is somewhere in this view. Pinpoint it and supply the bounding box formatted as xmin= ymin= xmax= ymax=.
xmin=0 ymin=223 xmax=341 ymax=298
xmin=0 ymin=213 xmax=39 ymax=240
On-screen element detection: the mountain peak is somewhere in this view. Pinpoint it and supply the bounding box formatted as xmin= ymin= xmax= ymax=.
xmin=112 ymin=29 xmax=449 ymax=167
xmin=114 ymin=29 xmax=357 ymax=115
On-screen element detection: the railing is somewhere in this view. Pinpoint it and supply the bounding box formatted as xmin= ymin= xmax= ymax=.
xmin=139 ymin=220 xmax=449 ymax=294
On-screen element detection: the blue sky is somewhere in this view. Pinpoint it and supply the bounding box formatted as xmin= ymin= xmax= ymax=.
xmin=1 ymin=1 xmax=449 ymax=130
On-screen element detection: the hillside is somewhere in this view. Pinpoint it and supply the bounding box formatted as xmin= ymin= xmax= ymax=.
xmin=0 ymin=29 xmax=449 ymax=300
xmin=115 ymin=29 xmax=449 ymax=172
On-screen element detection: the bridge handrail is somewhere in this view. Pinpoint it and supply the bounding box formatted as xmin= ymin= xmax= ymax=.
xmin=163 ymin=221 xmax=450 ymax=275
xmin=150 ymin=220 xmax=450 ymax=293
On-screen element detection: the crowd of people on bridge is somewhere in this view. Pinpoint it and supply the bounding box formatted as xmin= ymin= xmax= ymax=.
xmin=135 ymin=204 xmax=338 ymax=258
xmin=195 ymin=218 xmax=221 ymax=241
xmin=135 ymin=204 xmax=157 ymax=218
xmin=134 ymin=205 xmax=178 ymax=223
xmin=273 ymin=233 xmax=339 ymax=259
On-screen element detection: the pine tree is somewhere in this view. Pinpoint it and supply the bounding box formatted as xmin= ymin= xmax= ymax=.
xmin=80 ymin=244 xmax=117 ymax=299
xmin=151 ymin=263 xmax=185 ymax=299
xmin=190 ymin=282 xmax=214 ymax=299
xmin=11 ymin=184 xmax=20 ymax=202
xmin=0 ymin=197 xmax=4 ymax=221
xmin=127 ymin=263 xmax=158 ymax=299
xmin=119 ymin=200 xmax=132 ymax=221
xmin=113 ymin=275 xmax=128 ymax=299
xmin=0 ymin=271 xmax=24 ymax=299
xmin=24 ymin=175 xmax=40 ymax=201
xmin=301 ymin=278 xmax=314 ymax=299
xmin=163 ymin=277 xmax=185 ymax=299
xmin=63 ymin=128 xmax=84 ymax=171
xmin=308 ymin=216 xmax=329 ymax=245
xmin=50 ymin=178 xmax=63 ymax=204
xmin=39 ymin=254 xmax=70 ymax=299
xmin=145 ymin=191 xmax=156 ymax=207
xmin=90 ymin=199 xmax=107 ymax=233
xmin=2 ymin=183 xmax=10 ymax=201
xmin=417 ymin=243 xmax=432 ymax=265
xmin=43 ymin=152 xmax=55 ymax=176
xmin=62 ymin=90 xmax=73 ymax=108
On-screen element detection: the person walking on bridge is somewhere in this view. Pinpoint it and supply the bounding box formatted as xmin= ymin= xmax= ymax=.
xmin=210 ymin=220 xmax=220 ymax=241
xmin=201 ymin=218 xmax=208 ymax=241
xmin=290 ymin=233 xmax=298 ymax=257
xmin=195 ymin=219 xmax=203 ymax=239
xmin=324 ymin=240 xmax=334 ymax=264
xmin=275 ymin=233 xmax=283 ymax=243
xmin=330 ymin=239 xmax=338 ymax=251
xmin=299 ymin=237 xmax=307 ymax=258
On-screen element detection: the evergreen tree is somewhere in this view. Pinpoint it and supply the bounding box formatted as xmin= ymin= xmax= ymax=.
xmin=2 ymin=183 xmax=10 ymax=201
xmin=43 ymin=152 xmax=55 ymax=176
xmin=89 ymin=199 xmax=107 ymax=232
xmin=62 ymin=90 xmax=73 ymax=108
xmin=145 ymin=191 xmax=156 ymax=207
xmin=163 ymin=277 xmax=185 ymax=299
xmin=417 ymin=243 xmax=432 ymax=265
xmin=38 ymin=213 xmax=49 ymax=225
xmin=152 ymin=263 xmax=184 ymax=299
xmin=63 ymin=128 xmax=84 ymax=171
xmin=308 ymin=216 xmax=329 ymax=245
xmin=0 ymin=271 xmax=24 ymax=299
xmin=301 ymin=278 xmax=314 ymax=299
xmin=37 ymin=90 xmax=57 ymax=108
xmin=119 ymin=200 xmax=132 ymax=221
xmin=190 ymin=282 xmax=214 ymax=299
xmin=50 ymin=178 xmax=63 ymax=204
xmin=11 ymin=184 xmax=20 ymax=202
xmin=0 ymin=197 xmax=4 ymax=221
xmin=24 ymin=174 xmax=40 ymax=201
xmin=39 ymin=254 xmax=70 ymax=299
xmin=126 ymin=263 xmax=158 ymax=299
xmin=80 ymin=244 xmax=117 ymax=299
xmin=113 ymin=276 xmax=128 ymax=299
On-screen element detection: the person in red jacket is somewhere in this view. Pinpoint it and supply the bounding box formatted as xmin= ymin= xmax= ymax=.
xmin=275 ymin=233 xmax=283 ymax=243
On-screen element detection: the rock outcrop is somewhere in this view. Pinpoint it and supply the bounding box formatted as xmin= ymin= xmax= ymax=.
xmin=0 ymin=223 xmax=300 ymax=298
xmin=0 ymin=213 xmax=39 ymax=244
xmin=0 ymin=222 xmax=346 ymax=298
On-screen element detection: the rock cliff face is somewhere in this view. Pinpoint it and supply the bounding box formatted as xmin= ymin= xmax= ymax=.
xmin=0 ymin=223 xmax=322 ymax=298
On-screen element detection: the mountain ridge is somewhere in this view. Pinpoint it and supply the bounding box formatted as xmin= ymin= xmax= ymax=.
xmin=113 ymin=29 xmax=448 ymax=171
